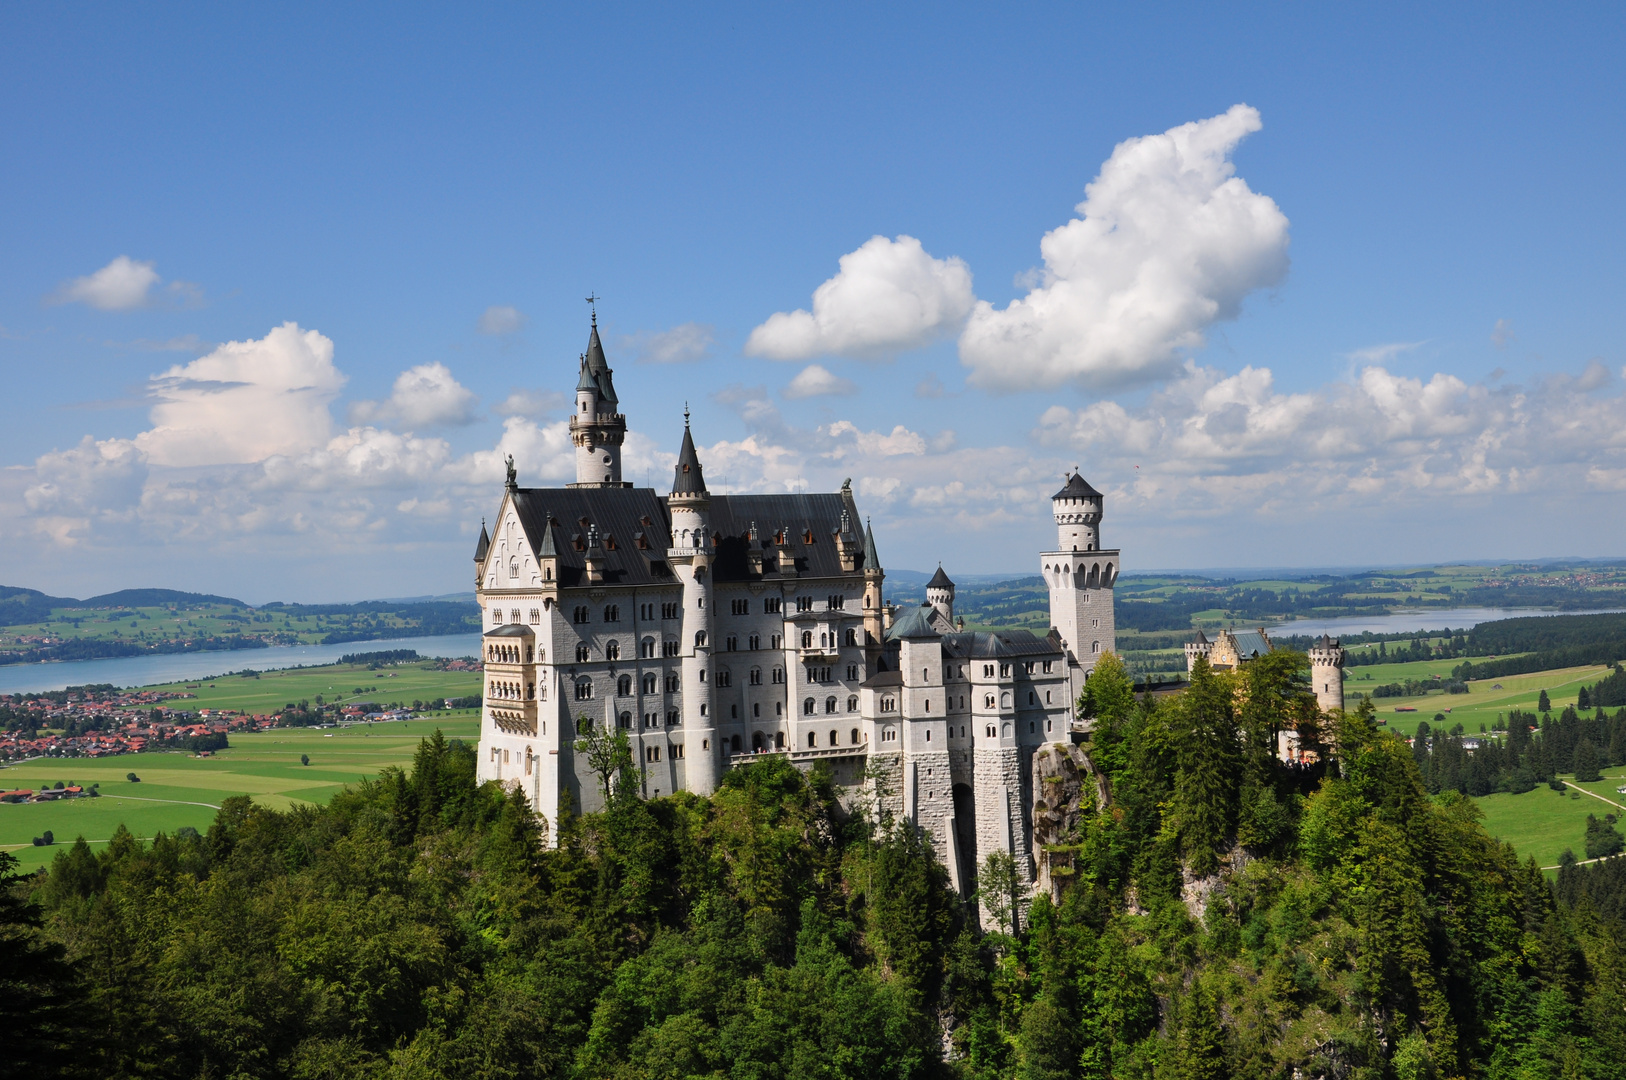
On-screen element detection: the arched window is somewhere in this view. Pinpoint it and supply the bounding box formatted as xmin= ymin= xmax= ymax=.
xmin=640 ymin=637 xmax=655 ymax=658
xmin=847 ymin=696 xmax=858 ymax=712
xmin=1092 ymin=641 xmax=1101 ymax=654
xmin=844 ymin=628 xmax=856 ymax=646
xmin=801 ymin=630 xmax=813 ymax=648
xmin=825 ymin=696 xmax=837 ymax=714
xmin=716 ymin=668 xmax=732 ymax=688
xmin=574 ymin=678 xmax=593 ymax=701
xmin=1000 ymin=691 xmax=1011 ymax=709
xmin=604 ymin=605 xmax=619 ymax=622
xmin=749 ymin=667 xmax=762 ymax=685
xmin=576 ymin=644 xmax=590 ymax=663
xmin=730 ymin=734 xmax=741 ymax=752
xmin=984 ymin=694 xmax=995 ymax=709
xmin=617 ymin=675 xmax=632 ymax=696
xmin=618 ymin=712 xmax=632 ymax=729
xmin=752 ymin=731 xmax=765 ymax=751
xmin=526 ymin=683 xmax=534 ymax=699
xmin=606 ymin=640 xmax=621 ymax=661
xmin=695 ymin=631 xmax=707 ymax=648
xmin=850 ymin=727 xmax=860 ymax=744
xmin=642 ymin=673 xmax=657 ymax=694
xmin=808 ymin=732 xmax=817 ymax=747
xmin=509 ymin=556 xmax=519 ymax=578
xmin=803 ymin=698 xmax=815 ymax=715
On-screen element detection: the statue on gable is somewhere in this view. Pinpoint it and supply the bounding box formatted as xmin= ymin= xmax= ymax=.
xmin=504 ymin=454 xmax=517 ymax=489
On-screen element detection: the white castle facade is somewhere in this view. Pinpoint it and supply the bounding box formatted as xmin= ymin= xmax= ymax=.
xmin=473 ymin=317 xmax=1121 ymax=896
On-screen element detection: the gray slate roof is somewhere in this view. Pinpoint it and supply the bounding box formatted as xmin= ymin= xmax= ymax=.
xmin=1229 ymin=630 xmax=1271 ymax=660
xmin=1053 ymin=472 xmax=1102 ymax=500
xmin=927 ymin=565 xmax=954 ymax=590
xmin=504 ymin=486 xmax=867 ymax=589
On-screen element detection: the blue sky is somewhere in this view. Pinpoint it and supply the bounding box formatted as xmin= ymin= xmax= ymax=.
xmin=2 ymin=3 xmax=1624 ymax=602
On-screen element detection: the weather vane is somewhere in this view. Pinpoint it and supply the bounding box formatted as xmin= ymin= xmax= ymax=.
xmin=585 ymin=293 xmax=600 ymax=323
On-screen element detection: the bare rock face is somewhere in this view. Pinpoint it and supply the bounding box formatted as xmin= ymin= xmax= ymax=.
xmin=1030 ymin=742 xmax=1104 ymax=901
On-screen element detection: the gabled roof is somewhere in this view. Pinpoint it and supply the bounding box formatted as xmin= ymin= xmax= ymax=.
xmin=939 ymin=629 xmax=1062 ymax=659
xmin=886 ymin=602 xmax=942 ymax=641
xmin=1229 ymin=630 xmax=1271 ymax=660
xmin=474 ymin=521 xmax=491 ymax=563
xmin=1052 ymin=472 xmax=1102 ymax=500
xmin=706 ymin=493 xmax=862 ymax=582
xmin=672 ymin=423 xmax=707 ymax=495
xmin=927 ymin=565 xmax=954 ymax=590
xmin=509 ymin=487 xmax=676 ymax=587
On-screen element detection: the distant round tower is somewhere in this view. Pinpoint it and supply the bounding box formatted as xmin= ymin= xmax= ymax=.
xmin=1184 ymin=630 xmax=1213 ymax=673
xmin=569 ymin=313 xmax=631 ymax=488
xmin=668 ymin=412 xmax=718 ymax=794
xmin=926 ymin=565 xmax=955 ymax=624
xmin=1308 ymin=634 xmax=1345 ymax=713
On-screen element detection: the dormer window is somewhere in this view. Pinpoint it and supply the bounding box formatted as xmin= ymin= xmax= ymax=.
xmin=682 ymin=463 xmax=691 ymax=473
xmin=634 ymin=531 xmax=649 ymax=550
xmin=572 ymin=533 xmax=585 ymax=551
xmin=604 ymin=534 xmax=616 ymax=551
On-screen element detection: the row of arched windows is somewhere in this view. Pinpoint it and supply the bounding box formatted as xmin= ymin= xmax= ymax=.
xmin=806 ymin=728 xmax=862 ymax=748
xmin=485 ymin=643 xmax=534 ymax=663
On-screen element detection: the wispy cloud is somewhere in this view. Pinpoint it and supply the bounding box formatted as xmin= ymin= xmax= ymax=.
xmin=49 ymin=256 xmax=202 ymax=311
xmin=624 ymin=322 xmax=716 ymax=364
xmin=477 ymin=305 xmax=527 ymax=335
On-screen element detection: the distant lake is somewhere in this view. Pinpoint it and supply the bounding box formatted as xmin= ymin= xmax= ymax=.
xmin=1264 ymin=607 xmax=1626 ymax=640
xmin=0 ymin=633 xmax=483 ymax=695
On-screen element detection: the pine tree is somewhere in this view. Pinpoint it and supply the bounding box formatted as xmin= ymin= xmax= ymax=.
xmin=1175 ymin=979 xmax=1228 ymax=1080
xmin=1173 ymin=655 xmax=1240 ymax=877
xmin=1540 ymin=689 xmax=1552 ymax=713
xmin=1574 ymin=739 xmax=1603 ymax=783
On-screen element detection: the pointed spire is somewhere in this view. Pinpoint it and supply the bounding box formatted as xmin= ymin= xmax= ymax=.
xmin=672 ymin=415 xmax=707 ymax=496
xmin=584 ymin=317 xmax=618 ymax=404
xmin=536 ymin=519 xmax=557 ymax=557
xmin=474 ymin=519 xmax=491 ymax=562
xmin=863 ymin=517 xmax=880 ymax=572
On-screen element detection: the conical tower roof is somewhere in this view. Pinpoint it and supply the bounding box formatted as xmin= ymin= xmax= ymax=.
xmin=671 ymin=415 xmax=707 ymax=496
xmin=1052 ymin=471 xmax=1102 ymax=500
xmin=863 ymin=518 xmax=881 ymax=572
xmin=474 ymin=520 xmax=490 ymax=562
xmin=584 ymin=316 xmax=618 ymax=405
xmin=927 ymin=564 xmax=954 ymax=590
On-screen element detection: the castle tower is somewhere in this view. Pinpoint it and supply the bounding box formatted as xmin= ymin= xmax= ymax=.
xmin=926 ymin=565 xmax=955 ymax=625
xmin=1040 ymin=472 xmax=1119 ymax=698
xmin=1308 ymin=634 xmax=1346 ymax=714
xmin=1184 ymin=630 xmax=1213 ymax=673
xmin=861 ymin=518 xmax=886 ymax=656
xmin=569 ymin=313 xmax=631 ymax=488
xmin=668 ymin=413 xmax=718 ymax=794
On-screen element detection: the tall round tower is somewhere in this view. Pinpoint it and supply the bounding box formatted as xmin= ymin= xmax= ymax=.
xmin=668 ymin=412 xmax=718 ymax=794
xmin=569 ymin=313 xmax=631 ymax=488
xmin=1040 ymin=470 xmax=1120 ymax=701
xmin=1308 ymin=634 xmax=1345 ymax=714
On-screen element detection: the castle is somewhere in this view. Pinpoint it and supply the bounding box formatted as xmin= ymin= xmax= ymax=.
xmin=1183 ymin=627 xmax=1345 ymax=713
xmin=472 ymin=315 xmax=1121 ymax=896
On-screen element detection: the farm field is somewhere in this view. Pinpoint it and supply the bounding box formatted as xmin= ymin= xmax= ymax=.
xmin=0 ymin=715 xmax=482 ymax=871
xmin=1474 ymin=766 xmax=1626 ymax=870
xmin=132 ymin=658 xmax=484 ymax=714
xmin=1350 ymin=662 xmax=1615 ymax=740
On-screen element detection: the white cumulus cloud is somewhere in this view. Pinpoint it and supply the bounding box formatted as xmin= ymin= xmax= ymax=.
xmin=135 ymin=322 xmax=346 ymax=466
xmin=477 ymin=305 xmax=528 ymax=335
xmin=51 ymin=256 xmax=162 ymax=311
xmin=960 ymin=104 xmax=1290 ymax=391
xmin=783 ymin=364 xmax=857 ymax=399
xmin=495 ymin=387 xmax=567 ymax=418
xmin=349 ymin=362 xmax=480 ymax=429
xmin=746 ymin=235 xmax=975 ymax=361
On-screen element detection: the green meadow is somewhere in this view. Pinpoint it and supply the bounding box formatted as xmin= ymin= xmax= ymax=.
xmin=131 ymin=658 xmax=483 ymax=713
xmin=1472 ymin=766 xmax=1626 ymax=870
xmin=1 ymin=714 xmax=482 ymax=871
xmin=1350 ymin=661 xmax=1614 ymax=740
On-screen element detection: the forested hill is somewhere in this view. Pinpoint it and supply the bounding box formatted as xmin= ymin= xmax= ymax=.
xmin=10 ymin=653 xmax=1626 ymax=1078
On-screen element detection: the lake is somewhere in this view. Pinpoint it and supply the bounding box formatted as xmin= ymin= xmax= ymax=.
xmin=1264 ymin=607 xmax=1626 ymax=640
xmin=0 ymin=633 xmax=483 ymax=695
